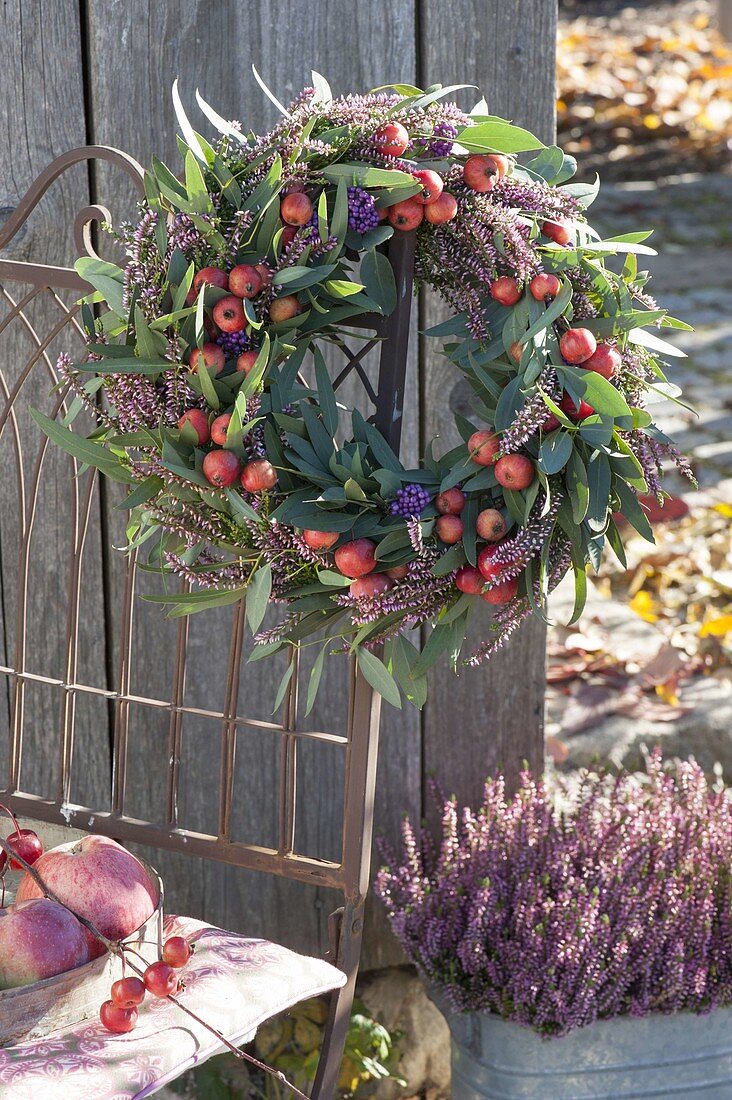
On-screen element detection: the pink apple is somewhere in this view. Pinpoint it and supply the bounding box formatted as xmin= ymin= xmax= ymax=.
xmin=16 ymin=836 xmax=157 ymax=958
xmin=0 ymin=898 xmax=90 ymax=988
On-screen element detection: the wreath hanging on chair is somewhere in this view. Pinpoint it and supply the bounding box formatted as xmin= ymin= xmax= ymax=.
xmin=39 ymin=74 xmax=693 ymax=711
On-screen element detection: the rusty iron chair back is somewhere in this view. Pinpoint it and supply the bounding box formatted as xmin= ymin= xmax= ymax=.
xmin=0 ymin=146 xmax=415 ymax=1098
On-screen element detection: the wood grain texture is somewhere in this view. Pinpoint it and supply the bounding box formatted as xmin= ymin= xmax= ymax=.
xmin=419 ymin=0 xmax=557 ymax=805
xmin=0 ymin=1 xmax=111 ymax=806
xmin=84 ymin=0 xmax=420 ymax=966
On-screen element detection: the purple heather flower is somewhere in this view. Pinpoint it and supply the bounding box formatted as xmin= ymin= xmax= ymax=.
xmin=375 ymin=750 xmax=732 ymax=1036
xmin=347 ymin=186 xmax=380 ymax=234
xmin=390 ymin=483 xmax=432 ymax=518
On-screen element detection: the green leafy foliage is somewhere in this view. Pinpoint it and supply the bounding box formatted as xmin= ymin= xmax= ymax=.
xmin=35 ymin=76 xmax=691 ymax=712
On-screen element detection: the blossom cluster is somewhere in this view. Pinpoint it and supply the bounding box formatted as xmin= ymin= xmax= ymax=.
xmin=375 ymin=752 xmax=732 ymax=1035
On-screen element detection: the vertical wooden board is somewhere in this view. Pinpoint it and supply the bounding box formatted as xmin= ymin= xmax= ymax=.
xmin=0 ymin=2 xmax=110 ymax=804
xmin=419 ymin=0 xmax=557 ymax=806
xmin=85 ymin=0 xmax=421 ymax=965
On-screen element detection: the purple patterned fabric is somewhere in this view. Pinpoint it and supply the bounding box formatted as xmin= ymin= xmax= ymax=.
xmin=0 ymin=915 xmax=345 ymax=1099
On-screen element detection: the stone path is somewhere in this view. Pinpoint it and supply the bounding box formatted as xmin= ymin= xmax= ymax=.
xmin=548 ymin=172 xmax=732 ymax=777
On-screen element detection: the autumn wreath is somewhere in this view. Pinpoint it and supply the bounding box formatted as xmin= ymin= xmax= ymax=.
xmin=39 ymin=75 xmax=693 ymax=711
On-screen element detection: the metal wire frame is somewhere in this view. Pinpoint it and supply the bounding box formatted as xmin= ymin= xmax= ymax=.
xmin=0 ymin=147 xmax=415 ymax=1098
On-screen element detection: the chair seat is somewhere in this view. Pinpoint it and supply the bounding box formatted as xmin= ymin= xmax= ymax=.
xmin=0 ymin=914 xmax=345 ymax=1099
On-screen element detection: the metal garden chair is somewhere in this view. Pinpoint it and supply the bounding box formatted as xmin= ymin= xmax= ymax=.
xmin=0 ymin=146 xmax=414 ymax=1099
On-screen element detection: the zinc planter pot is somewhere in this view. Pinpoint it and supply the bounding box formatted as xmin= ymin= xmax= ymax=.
xmin=433 ymin=996 xmax=732 ymax=1100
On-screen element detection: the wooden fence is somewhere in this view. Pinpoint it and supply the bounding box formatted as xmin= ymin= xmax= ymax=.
xmin=0 ymin=0 xmax=556 ymax=967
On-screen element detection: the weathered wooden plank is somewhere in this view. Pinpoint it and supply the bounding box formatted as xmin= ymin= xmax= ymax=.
xmin=419 ymin=0 xmax=558 ymax=804
xmin=0 ymin=2 xmax=111 ymax=809
xmin=84 ymin=0 xmax=420 ymax=966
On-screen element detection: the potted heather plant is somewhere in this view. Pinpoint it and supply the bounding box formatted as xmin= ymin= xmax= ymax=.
xmin=375 ymin=752 xmax=732 ymax=1099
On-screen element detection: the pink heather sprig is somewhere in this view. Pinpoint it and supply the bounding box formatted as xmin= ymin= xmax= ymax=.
xmin=375 ymin=751 xmax=732 ymax=1036
xmin=485 ymin=493 xmax=562 ymax=584
xmin=500 ymin=366 xmax=561 ymax=454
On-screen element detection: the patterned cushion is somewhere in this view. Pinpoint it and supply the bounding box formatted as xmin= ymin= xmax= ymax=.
xmin=0 ymin=915 xmax=345 ymax=1099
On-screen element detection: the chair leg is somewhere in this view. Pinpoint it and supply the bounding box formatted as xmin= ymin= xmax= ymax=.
xmin=310 ymin=901 xmax=364 ymax=1100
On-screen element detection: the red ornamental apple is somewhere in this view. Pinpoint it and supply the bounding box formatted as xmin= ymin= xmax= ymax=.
xmin=210 ymin=413 xmax=231 ymax=447
xmin=188 ymin=342 xmax=225 ymax=376
xmin=476 ymin=508 xmax=507 ymax=542
xmin=583 ymin=342 xmax=621 ymax=379
xmin=279 ymin=225 xmax=298 ymax=251
xmin=228 ymin=264 xmax=263 ymax=299
xmin=16 ymin=836 xmax=157 ymax=956
xmin=560 ymin=327 xmax=597 ymax=364
xmin=178 ymin=408 xmax=210 ymax=445
xmin=162 ymin=936 xmax=193 ymax=969
xmin=212 ymin=295 xmax=246 ymax=333
xmin=468 ymin=430 xmax=501 ymax=466
xmin=373 ymin=122 xmax=409 ymax=157
xmin=202 ymin=449 xmax=241 ymax=488
xmin=529 ymin=273 xmax=561 ymax=301
xmin=241 ymin=459 xmax=278 ymax=493
xmin=482 ymin=575 xmax=519 ymax=605
xmin=509 ymin=341 xmax=523 ymax=364
xmin=334 ymin=539 xmax=377 ymax=578
xmin=542 ymin=220 xmax=573 ymax=246
xmin=495 ymin=454 xmax=535 ymax=490
xmin=462 ymin=154 xmax=500 ymax=193
xmin=0 ymin=898 xmax=90 ymax=988
xmin=424 ymin=192 xmax=458 ymax=225
xmin=490 ymin=277 xmax=522 ymax=306
xmin=192 ymin=266 xmax=229 ymax=294
xmin=0 ymin=828 xmax=44 ymax=872
xmin=386 ymin=564 xmax=409 ymax=581
xmin=350 ymin=574 xmax=393 ymax=598
xmin=100 ymin=1000 xmax=138 ymax=1034
xmin=387 ymin=199 xmax=424 ymax=231
xmin=302 ymin=529 xmax=339 ymax=551
xmin=111 ymin=976 xmax=146 ymax=1008
xmin=280 ymin=192 xmax=314 ymax=226
xmin=413 ymin=170 xmax=444 ymax=205
xmin=477 ymin=545 xmax=502 ymax=581
xmin=436 ymin=514 xmax=464 ymax=544
xmin=269 ymin=295 xmax=302 ymax=323
xmin=254 ymin=262 xmax=272 ymax=288
xmin=542 ymin=411 xmax=561 ymax=432
xmin=455 ymin=565 xmax=484 ymax=594
xmin=144 ymin=961 xmax=179 ymax=998
xmin=485 ymin=154 xmax=510 ymax=178
xmin=560 ymin=392 xmax=595 ymax=421
xmin=436 ymin=487 xmax=466 ymax=515
xmin=236 ymin=350 xmax=259 ymax=374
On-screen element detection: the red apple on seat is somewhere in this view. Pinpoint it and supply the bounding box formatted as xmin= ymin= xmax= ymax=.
xmin=0 ymin=898 xmax=90 ymax=989
xmin=16 ymin=836 xmax=157 ymax=958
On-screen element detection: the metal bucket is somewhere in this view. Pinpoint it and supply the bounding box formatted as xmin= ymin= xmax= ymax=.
xmin=0 ymin=860 xmax=162 ymax=1046
xmin=434 ymin=996 xmax=732 ymax=1099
